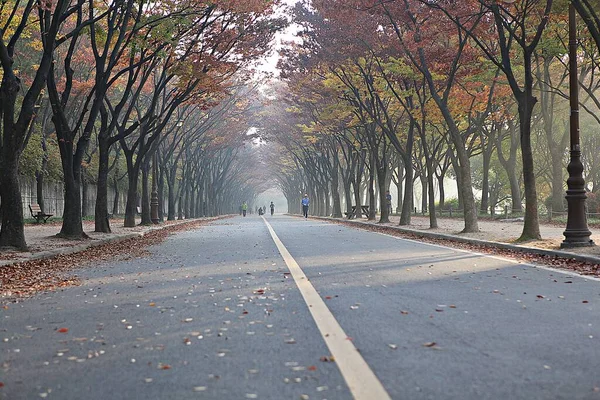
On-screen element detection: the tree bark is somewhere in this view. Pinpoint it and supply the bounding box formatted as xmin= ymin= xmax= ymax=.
xmin=0 ymin=157 xmax=27 ymax=249
xmin=331 ymin=157 xmax=343 ymax=218
xmin=140 ymin=159 xmax=152 ymax=225
xmin=517 ymin=96 xmax=541 ymax=240
xmin=95 ymin=136 xmax=112 ymax=232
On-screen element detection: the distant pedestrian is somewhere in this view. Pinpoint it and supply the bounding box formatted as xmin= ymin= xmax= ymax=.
xmin=301 ymin=194 xmax=310 ymax=218
xmin=385 ymin=190 xmax=392 ymax=215
xmin=242 ymin=202 xmax=248 ymax=217
xmin=270 ymin=201 xmax=275 ymax=216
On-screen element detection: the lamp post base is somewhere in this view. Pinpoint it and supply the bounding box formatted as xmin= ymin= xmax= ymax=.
xmin=151 ymin=191 xmax=159 ymax=224
xmin=561 ymin=237 xmax=595 ymax=249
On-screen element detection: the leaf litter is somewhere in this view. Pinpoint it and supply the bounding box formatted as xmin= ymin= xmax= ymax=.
xmin=1 ymin=219 xmax=218 ymax=302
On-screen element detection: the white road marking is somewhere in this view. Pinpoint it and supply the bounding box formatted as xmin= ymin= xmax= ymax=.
xmin=262 ymin=217 xmax=391 ymax=400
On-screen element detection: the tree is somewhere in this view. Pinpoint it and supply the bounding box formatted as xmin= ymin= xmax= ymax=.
xmin=423 ymin=0 xmax=552 ymax=240
xmin=0 ymin=0 xmax=85 ymax=249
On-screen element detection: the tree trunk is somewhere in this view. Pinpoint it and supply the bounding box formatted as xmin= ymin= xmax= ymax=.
xmin=140 ymin=160 xmax=152 ymax=225
xmin=57 ymin=140 xmax=86 ymax=238
xmin=368 ymin=156 xmax=376 ymax=221
xmin=36 ymin=136 xmax=49 ymax=213
xmin=36 ymin=171 xmax=45 ymax=213
xmin=167 ymin=179 xmax=176 ymax=220
xmin=400 ymin=154 xmax=413 ymax=225
xmin=437 ymin=175 xmax=445 ymax=210
xmin=124 ymin=166 xmax=139 ymax=228
xmin=481 ymin=140 xmax=492 ymax=214
xmin=420 ymin=173 xmax=427 ymax=214
xmin=95 ymin=137 xmax=111 ymax=233
xmin=426 ymin=160 xmax=438 ymax=228
xmin=158 ymin=164 xmax=165 ymax=222
xmin=343 ymin=178 xmax=353 ymax=217
xmin=112 ymin=175 xmax=120 ymax=216
xmin=82 ymin=175 xmax=89 ymax=218
xmin=178 ymin=195 xmax=184 ymax=220
xmin=518 ymin=98 xmax=541 ymax=240
xmin=377 ymin=166 xmax=389 ymax=223
xmin=331 ymin=160 xmax=342 ymax=218
xmin=0 ymin=157 xmax=27 ymax=250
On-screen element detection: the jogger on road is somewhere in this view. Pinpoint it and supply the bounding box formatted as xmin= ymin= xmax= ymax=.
xmin=301 ymin=194 xmax=309 ymax=218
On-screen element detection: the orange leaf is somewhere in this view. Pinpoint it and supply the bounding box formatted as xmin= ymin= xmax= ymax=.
xmin=307 ymin=365 xmax=317 ymax=371
xmin=58 ymin=328 xmax=69 ymax=333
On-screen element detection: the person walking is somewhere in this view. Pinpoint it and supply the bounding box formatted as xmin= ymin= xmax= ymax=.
xmin=385 ymin=190 xmax=392 ymax=215
xmin=270 ymin=202 xmax=275 ymax=216
xmin=242 ymin=202 xmax=248 ymax=217
xmin=301 ymin=194 xmax=310 ymax=219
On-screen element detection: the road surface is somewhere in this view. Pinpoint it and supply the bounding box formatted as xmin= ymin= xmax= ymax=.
xmin=2 ymin=215 xmax=600 ymax=399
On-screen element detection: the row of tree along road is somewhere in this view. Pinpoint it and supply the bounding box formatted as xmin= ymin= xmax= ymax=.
xmin=264 ymin=0 xmax=600 ymax=243
xmin=0 ymin=0 xmax=285 ymax=250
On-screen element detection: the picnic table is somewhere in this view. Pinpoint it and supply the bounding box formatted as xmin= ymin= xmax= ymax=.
xmin=344 ymin=205 xmax=370 ymax=219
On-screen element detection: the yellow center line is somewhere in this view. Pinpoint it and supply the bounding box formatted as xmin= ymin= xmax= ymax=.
xmin=262 ymin=217 xmax=391 ymax=400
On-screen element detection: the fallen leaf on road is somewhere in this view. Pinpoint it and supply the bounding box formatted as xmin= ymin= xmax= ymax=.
xmin=307 ymin=365 xmax=317 ymax=371
xmin=388 ymin=344 xmax=398 ymax=350
xmin=319 ymin=356 xmax=335 ymax=362
xmin=583 ymin=300 xmax=589 ymax=304
xmin=400 ymin=310 xmax=409 ymax=315
xmin=422 ymin=342 xmax=437 ymax=347
xmin=57 ymin=328 xmax=69 ymax=333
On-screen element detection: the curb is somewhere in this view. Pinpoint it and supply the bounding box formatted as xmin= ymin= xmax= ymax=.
xmin=0 ymin=217 xmax=225 ymax=268
xmin=307 ymin=215 xmax=600 ymax=265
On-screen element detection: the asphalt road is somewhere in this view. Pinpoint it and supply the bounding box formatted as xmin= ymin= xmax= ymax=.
xmin=2 ymin=215 xmax=600 ymax=400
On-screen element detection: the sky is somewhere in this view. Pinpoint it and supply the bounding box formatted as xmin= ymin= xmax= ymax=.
xmin=256 ymin=0 xmax=302 ymax=76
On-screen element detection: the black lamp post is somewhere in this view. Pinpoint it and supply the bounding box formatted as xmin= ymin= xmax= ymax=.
xmin=562 ymin=3 xmax=594 ymax=248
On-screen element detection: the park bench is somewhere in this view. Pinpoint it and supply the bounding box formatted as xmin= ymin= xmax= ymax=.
xmin=343 ymin=205 xmax=370 ymax=219
xmin=29 ymin=203 xmax=53 ymax=223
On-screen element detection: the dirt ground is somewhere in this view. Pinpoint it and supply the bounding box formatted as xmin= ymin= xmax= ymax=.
xmin=379 ymin=215 xmax=600 ymax=257
xmin=0 ymin=218 xmax=189 ymax=265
